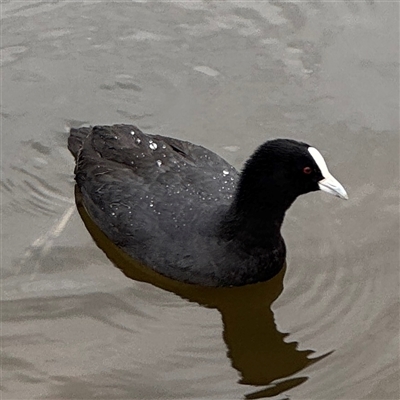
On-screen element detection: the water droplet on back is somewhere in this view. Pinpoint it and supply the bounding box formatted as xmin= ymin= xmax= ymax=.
xmin=149 ymin=140 xmax=157 ymax=150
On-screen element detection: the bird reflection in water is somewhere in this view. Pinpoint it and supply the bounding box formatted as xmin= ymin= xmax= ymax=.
xmin=76 ymin=188 xmax=330 ymax=399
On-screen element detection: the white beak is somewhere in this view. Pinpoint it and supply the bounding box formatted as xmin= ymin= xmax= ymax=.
xmin=318 ymin=175 xmax=348 ymax=200
xmin=308 ymin=147 xmax=348 ymax=200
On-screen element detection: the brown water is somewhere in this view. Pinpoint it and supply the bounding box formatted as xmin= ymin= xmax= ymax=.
xmin=2 ymin=1 xmax=399 ymax=399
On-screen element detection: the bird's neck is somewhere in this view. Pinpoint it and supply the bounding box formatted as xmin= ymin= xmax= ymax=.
xmin=219 ymin=171 xmax=297 ymax=248
xmin=220 ymin=200 xmax=285 ymax=246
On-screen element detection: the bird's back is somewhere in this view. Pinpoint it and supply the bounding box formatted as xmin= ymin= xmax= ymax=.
xmin=69 ymin=124 xmax=241 ymax=284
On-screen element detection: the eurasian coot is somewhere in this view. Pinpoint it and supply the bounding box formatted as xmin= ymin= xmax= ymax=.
xmin=69 ymin=124 xmax=347 ymax=287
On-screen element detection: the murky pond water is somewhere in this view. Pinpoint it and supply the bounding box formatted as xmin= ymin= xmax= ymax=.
xmin=2 ymin=1 xmax=399 ymax=399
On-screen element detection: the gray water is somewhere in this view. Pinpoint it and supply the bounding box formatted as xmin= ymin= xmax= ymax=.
xmin=1 ymin=1 xmax=399 ymax=399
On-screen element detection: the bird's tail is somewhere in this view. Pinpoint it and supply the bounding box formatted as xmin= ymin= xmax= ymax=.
xmin=68 ymin=127 xmax=91 ymax=160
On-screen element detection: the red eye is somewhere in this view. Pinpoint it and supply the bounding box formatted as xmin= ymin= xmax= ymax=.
xmin=303 ymin=166 xmax=312 ymax=174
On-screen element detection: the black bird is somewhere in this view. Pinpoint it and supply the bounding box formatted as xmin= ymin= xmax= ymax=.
xmin=69 ymin=124 xmax=347 ymax=287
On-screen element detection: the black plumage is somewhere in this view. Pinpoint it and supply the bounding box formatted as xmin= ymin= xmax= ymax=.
xmin=69 ymin=124 xmax=346 ymax=287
